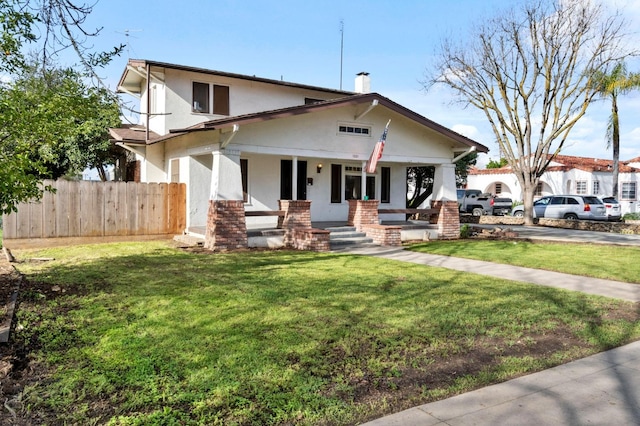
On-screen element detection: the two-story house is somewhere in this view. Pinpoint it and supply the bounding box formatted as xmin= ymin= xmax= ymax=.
xmin=109 ymin=59 xmax=488 ymax=249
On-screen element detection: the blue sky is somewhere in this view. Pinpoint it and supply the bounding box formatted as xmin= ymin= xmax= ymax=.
xmin=78 ymin=0 xmax=640 ymax=166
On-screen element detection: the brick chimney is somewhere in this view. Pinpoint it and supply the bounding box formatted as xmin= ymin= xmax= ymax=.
xmin=355 ymin=72 xmax=370 ymax=93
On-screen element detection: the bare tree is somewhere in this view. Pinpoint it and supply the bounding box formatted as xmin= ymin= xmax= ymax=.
xmin=426 ymin=0 xmax=634 ymax=224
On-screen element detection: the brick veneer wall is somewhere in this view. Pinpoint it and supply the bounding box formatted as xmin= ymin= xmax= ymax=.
xmin=362 ymin=224 xmax=402 ymax=246
xmin=279 ymin=200 xmax=312 ymax=247
xmin=433 ymin=200 xmax=460 ymax=239
xmin=347 ymin=200 xmax=380 ymax=231
xmin=291 ymin=228 xmax=331 ymax=251
xmin=204 ymin=200 xmax=248 ymax=250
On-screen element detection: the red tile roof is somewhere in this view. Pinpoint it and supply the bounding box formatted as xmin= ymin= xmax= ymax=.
xmin=470 ymin=154 xmax=640 ymax=175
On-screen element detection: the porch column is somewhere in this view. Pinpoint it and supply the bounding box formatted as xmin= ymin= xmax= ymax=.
xmin=292 ymin=157 xmax=298 ymax=201
xmin=432 ymin=163 xmax=460 ymax=240
xmin=347 ymin=199 xmax=379 ymax=231
xmin=204 ymin=148 xmax=248 ymax=250
xmin=361 ymin=161 xmax=367 ymax=199
xmin=432 ymin=163 xmax=457 ymax=201
xmin=279 ymin=200 xmax=312 ymax=247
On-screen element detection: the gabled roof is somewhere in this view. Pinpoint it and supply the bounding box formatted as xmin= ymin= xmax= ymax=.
xmin=163 ymin=92 xmax=489 ymax=152
xmin=470 ymin=154 xmax=640 ymax=175
xmin=118 ymin=59 xmax=355 ymax=97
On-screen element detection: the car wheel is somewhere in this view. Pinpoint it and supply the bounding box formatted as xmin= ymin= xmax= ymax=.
xmin=564 ymin=213 xmax=578 ymax=220
xmin=513 ymin=211 xmax=524 ymax=217
xmin=472 ymin=207 xmax=483 ymax=216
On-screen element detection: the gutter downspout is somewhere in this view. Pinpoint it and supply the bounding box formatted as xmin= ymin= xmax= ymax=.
xmin=452 ymin=146 xmax=476 ymax=163
xmin=146 ymin=63 xmax=151 ymax=143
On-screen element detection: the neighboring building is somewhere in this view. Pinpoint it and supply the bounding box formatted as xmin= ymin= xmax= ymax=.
xmin=467 ymin=154 xmax=640 ymax=215
xmin=109 ymin=59 xmax=488 ymax=248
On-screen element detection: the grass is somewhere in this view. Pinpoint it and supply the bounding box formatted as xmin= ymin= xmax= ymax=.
xmin=10 ymin=241 xmax=640 ymax=425
xmin=409 ymin=240 xmax=640 ymax=284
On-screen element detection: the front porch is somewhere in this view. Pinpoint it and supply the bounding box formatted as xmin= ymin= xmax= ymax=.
xmin=179 ymin=199 xmax=459 ymax=251
xmin=181 ymin=219 xmax=440 ymax=250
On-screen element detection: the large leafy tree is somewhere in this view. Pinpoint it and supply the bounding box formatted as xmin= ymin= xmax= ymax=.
xmin=591 ymin=62 xmax=640 ymax=198
xmin=0 ymin=0 xmax=123 ymax=213
xmin=426 ymin=0 xmax=633 ymax=225
xmin=0 ymin=65 xmax=121 ymax=212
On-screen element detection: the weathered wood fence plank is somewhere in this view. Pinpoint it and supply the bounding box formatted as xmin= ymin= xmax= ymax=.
xmin=2 ymin=180 xmax=186 ymax=241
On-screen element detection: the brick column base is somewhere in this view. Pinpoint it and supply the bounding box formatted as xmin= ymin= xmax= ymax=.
xmin=279 ymin=200 xmax=312 ymax=248
xmin=204 ymin=200 xmax=248 ymax=250
xmin=347 ymin=200 xmax=380 ymax=232
xmin=433 ymin=200 xmax=460 ymax=240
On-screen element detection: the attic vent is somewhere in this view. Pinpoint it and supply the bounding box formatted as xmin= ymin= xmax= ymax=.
xmin=338 ymin=124 xmax=371 ymax=136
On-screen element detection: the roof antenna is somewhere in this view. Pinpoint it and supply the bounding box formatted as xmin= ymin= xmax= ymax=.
xmin=339 ymin=19 xmax=344 ymax=90
xmin=116 ymin=29 xmax=142 ymax=58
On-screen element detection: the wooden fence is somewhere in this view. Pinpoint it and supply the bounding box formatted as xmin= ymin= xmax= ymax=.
xmin=2 ymin=180 xmax=186 ymax=242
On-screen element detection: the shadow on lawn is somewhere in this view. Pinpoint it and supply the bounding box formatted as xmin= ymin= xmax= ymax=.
xmin=6 ymin=245 xmax=640 ymax=425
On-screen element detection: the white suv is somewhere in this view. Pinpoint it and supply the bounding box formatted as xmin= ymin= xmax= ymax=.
xmin=512 ymin=195 xmax=607 ymax=220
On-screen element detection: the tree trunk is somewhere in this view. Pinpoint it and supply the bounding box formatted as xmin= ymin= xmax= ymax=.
xmin=612 ymin=96 xmax=620 ymax=198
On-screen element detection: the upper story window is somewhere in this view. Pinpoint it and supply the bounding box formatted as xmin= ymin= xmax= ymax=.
xmin=192 ymin=82 xmax=230 ymax=115
xmin=192 ymin=82 xmax=210 ymax=113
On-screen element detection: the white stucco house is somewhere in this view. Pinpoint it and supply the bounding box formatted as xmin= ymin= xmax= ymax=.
xmin=109 ymin=59 xmax=488 ymax=249
xmin=467 ymin=155 xmax=640 ymax=215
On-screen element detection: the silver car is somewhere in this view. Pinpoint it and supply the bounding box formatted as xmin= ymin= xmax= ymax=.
xmin=512 ymin=195 xmax=607 ymax=220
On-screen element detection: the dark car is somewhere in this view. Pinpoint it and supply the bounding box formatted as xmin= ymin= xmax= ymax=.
xmin=512 ymin=195 xmax=607 ymax=220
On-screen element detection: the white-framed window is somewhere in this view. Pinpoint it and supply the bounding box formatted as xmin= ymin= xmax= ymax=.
xmin=621 ymin=182 xmax=637 ymax=200
xmin=338 ymin=123 xmax=371 ymax=136
xmin=593 ymin=181 xmax=600 ymax=195
xmin=576 ymin=180 xmax=587 ymax=195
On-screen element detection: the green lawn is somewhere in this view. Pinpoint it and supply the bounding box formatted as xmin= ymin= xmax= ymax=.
xmin=409 ymin=240 xmax=640 ymax=284
xmin=11 ymin=241 xmax=640 ymax=425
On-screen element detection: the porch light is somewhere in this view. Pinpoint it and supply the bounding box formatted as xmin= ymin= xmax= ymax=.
xmin=317 ymin=163 xmax=323 ymax=173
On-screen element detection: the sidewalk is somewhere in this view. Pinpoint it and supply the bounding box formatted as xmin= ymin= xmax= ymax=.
xmin=332 ymin=245 xmax=640 ymax=425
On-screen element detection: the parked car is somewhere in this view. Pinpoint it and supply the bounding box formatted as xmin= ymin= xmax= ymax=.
xmin=457 ymin=189 xmax=513 ymax=216
xmin=600 ymin=197 xmax=621 ymax=221
xmin=511 ymin=195 xmax=607 ymax=220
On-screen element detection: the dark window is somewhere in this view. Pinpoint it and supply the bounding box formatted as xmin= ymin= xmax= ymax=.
xmin=345 ymin=175 xmax=361 ymax=200
xmin=550 ymin=197 xmax=564 ymax=205
xmin=240 ymin=159 xmax=248 ymax=202
xmin=331 ymin=164 xmax=342 ymax=203
xmin=213 ymin=85 xmax=230 ymax=115
xmin=280 ymin=160 xmax=307 ymax=200
xmin=567 ymin=197 xmax=580 ymax=205
xmin=297 ymin=161 xmax=307 ymax=201
xmin=366 ymin=176 xmax=375 ymax=200
xmin=192 ymin=82 xmax=209 ymax=113
xmin=381 ymin=167 xmax=390 ymax=203
xmin=280 ymin=160 xmax=292 ymax=200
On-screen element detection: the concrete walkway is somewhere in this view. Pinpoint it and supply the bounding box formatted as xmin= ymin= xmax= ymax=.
xmin=331 ymin=241 xmax=640 ymax=425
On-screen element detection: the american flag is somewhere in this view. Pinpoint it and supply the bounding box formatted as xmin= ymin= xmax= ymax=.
xmin=365 ymin=119 xmax=390 ymax=174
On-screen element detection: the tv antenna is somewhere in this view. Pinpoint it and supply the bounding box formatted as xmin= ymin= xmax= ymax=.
xmin=116 ymin=29 xmax=142 ymax=58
